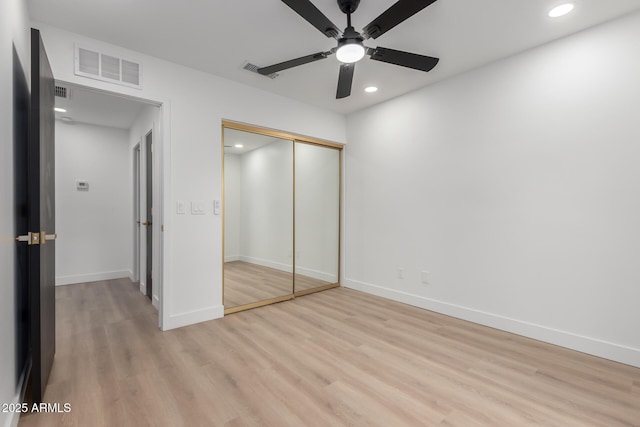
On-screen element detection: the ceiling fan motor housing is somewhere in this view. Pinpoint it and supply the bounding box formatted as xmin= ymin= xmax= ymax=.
xmin=338 ymin=0 xmax=360 ymax=14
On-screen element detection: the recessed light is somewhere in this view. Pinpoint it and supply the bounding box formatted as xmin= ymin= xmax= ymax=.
xmin=54 ymin=107 xmax=67 ymax=113
xmin=365 ymin=86 xmax=378 ymax=93
xmin=549 ymin=3 xmax=574 ymax=18
xmin=234 ymin=144 xmax=244 ymax=148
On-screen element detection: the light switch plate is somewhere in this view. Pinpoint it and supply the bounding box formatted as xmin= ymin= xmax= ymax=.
xmin=213 ymin=200 xmax=221 ymax=215
xmin=176 ymin=201 xmax=186 ymax=214
xmin=191 ymin=201 xmax=206 ymax=215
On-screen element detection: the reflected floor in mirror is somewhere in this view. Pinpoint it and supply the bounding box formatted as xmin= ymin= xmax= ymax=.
xmin=224 ymin=261 xmax=333 ymax=309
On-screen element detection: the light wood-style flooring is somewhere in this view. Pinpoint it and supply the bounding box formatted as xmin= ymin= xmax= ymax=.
xmin=224 ymin=261 xmax=332 ymax=308
xmin=19 ymin=278 xmax=640 ymax=426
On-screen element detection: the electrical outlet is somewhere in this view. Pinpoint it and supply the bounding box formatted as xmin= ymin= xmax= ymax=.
xmin=397 ymin=268 xmax=404 ymax=279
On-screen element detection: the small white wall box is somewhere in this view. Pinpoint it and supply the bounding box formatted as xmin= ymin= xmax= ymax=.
xmin=76 ymin=180 xmax=89 ymax=191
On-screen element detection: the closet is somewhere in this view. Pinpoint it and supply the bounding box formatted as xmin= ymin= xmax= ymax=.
xmin=222 ymin=121 xmax=341 ymax=314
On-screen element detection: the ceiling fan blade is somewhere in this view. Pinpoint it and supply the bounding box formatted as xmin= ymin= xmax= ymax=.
xmin=369 ymin=47 xmax=439 ymax=72
xmin=362 ymin=0 xmax=438 ymax=39
xmin=282 ymin=0 xmax=342 ymax=39
xmin=257 ymin=51 xmax=332 ymax=75
xmin=336 ymin=63 xmax=355 ymax=99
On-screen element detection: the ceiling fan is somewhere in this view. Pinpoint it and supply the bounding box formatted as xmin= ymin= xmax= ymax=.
xmin=257 ymin=0 xmax=440 ymax=99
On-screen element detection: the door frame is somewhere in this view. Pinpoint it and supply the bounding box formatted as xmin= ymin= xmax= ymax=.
xmin=221 ymin=120 xmax=344 ymax=315
xmin=132 ymin=142 xmax=141 ymax=283
xmin=144 ymin=129 xmax=153 ymax=302
xmin=54 ymin=80 xmax=169 ymax=330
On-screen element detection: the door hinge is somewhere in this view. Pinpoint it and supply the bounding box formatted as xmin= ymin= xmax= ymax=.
xmin=16 ymin=232 xmax=57 ymax=245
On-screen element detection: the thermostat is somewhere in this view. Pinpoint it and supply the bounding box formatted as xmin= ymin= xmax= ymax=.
xmin=76 ymin=180 xmax=89 ymax=191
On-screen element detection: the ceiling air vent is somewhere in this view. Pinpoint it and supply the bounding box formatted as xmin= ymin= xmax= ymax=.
xmin=74 ymin=45 xmax=143 ymax=89
xmin=243 ymin=62 xmax=278 ymax=80
xmin=54 ymin=85 xmax=69 ymax=99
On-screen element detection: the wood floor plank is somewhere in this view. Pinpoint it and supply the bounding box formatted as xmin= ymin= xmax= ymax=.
xmin=18 ymin=279 xmax=640 ymax=427
xmin=224 ymin=261 xmax=334 ymax=309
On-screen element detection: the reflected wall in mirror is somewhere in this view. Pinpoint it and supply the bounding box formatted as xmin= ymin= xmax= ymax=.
xmin=294 ymin=142 xmax=340 ymax=293
xmin=223 ymin=128 xmax=293 ymax=310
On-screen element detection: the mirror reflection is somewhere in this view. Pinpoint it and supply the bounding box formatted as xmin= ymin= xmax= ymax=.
xmin=223 ymin=129 xmax=293 ymax=309
xmin=294 ymin=142 xmax=340 ymax=293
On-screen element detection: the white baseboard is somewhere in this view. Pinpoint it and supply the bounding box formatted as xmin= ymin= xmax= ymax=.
xmin=295 ymin=266 xmax=337 ymax=283
xmin=343 ymin=278 xmax=640 ymax=368
xmin=139 ymin=281 xmax=146 ymax=294
xmin=162 ymin=305 xmax=224 ymax=331
xmin=236 ymin=257 xmax=336 ymax=282
xmin=128 ymin=270 xmax=134 ymax=282
xmin=5 ymin=362 xmax=28 ymax=427
xmin=239 ymin=255 xmax=292 ymax=273
xmin=152 ymin=295 xmax=159 ymax=310
xmin=56 ymin=270 xmax=130 ymax=286
xmin=7 ymin=406 xmax=19 ymax=427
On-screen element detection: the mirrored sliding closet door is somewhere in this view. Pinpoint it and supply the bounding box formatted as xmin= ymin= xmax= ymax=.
xmin=223 ymin=122 xmax=342 ymax=315
xmin=294 ymin=142 xmax=340 ymax=294
xmin=223 ymin=128 xmax=294 ymax=311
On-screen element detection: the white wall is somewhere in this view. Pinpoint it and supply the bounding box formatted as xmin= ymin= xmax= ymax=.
xmin=1 ymin=1 xmax=30 ymax=426
xmin=239 ymin=140 xmax=294 ymax=271
xmin=33 ymin=22 xmax=347 ymax=329
xmin=344 ymin=11 xmax=640 ymax=367
xmin=55 ymin=121 xmax=132 ymax=285
xmin=223 ymin=153 xmax=241 ymax=261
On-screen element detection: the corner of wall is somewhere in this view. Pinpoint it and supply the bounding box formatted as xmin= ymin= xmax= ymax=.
xmin=162 ymin=305 xmax=224 ymax=331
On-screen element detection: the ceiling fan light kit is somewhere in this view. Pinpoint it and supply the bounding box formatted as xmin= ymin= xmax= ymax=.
xmin=258 ymin=0 xmax=440 ymax=99
xmin=336 ymin=39 xmax=365 ymax=63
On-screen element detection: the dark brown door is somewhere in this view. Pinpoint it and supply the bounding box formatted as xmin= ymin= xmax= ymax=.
xmin=145 ymin=131 xmax=153 ymax=300
xmin=28 ymin=28 xmax=56 ymax=404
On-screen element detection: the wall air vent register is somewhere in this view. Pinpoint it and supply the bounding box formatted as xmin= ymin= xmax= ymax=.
xmin=54 ymin=85 xmax=69 ymax=98
xmin=74 ymin=45 xmax=143 ymax=89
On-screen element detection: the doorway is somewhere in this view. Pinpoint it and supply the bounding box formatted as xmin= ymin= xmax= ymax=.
xmin=52 ymin=81 xmax=164 ymax=322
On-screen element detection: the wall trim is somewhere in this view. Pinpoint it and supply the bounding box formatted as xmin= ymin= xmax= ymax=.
xmin=163 ymin=305 xmax=224 ymax=331
xmin=295 ymin=266 xmax=337 ymax=283
xmin=139 ymin=282 xmax=146 ymax=295
xmin=5 ymin=360 xmax=28 ymax=427
xmin=8 ymin=406 xmax=19 ymax=427
xmin=342 ymin=278 xmax=640 ymax=368
xmin=55 ymin=270 xmax=130 ymax=286
xmin=152 ymin=295 xmax=159 ymax=310
xmin=234 ymin=255 xmax=336 ymax=282
xmin=127 ymin=269 xmax=134 ymax=282
xmin=239 ymin=255 xmax=292 ymax=273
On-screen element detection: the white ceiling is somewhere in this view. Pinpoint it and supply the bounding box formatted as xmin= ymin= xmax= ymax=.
xmin=224 ymin=128 xmax=286 ymax=155
xmin=31 ymin=0 xmax=640 ymax=114
xmin=54 ymin=83 xmax=147 ymax=129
